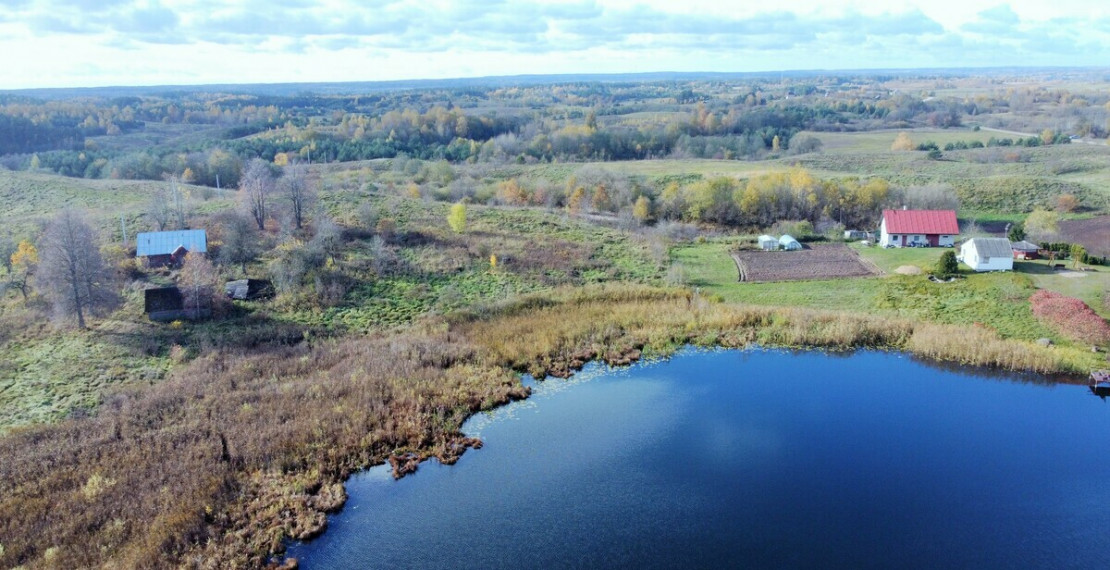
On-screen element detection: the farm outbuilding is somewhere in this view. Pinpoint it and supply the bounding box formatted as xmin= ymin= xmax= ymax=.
xmin=225 ymin=279 xmax=274 ymax=301
xmin=1011 ymin=240 xmax=1040 ymax=260
xmin=959 ymin=238 xmax=1014 ymax=272
xmin=758 ymin=235 xmax=778 ymax=250
xmin=779 ymin=235 xmax=802 ymax=251
xmin=144 ymin=286 xmax=212 ymax=321
xmin=136 ymin=229 xmax=207 ymax=267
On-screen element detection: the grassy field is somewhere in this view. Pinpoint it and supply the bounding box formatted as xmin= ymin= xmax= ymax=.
xmin=796 ymin=128 xmax=997 ymax=153
xmin=0 ymin=169 xmax=235 ymax=238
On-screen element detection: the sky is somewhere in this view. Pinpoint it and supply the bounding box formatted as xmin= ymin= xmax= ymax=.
xmin=0 ymin=0 xmax=1108 ymax=89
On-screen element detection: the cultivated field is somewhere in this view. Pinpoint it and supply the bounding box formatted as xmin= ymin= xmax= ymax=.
xmin=1059 ymin=216 xmax=1110 ymax=257
xmin=732 ymin=243 xmax=881 ymax=282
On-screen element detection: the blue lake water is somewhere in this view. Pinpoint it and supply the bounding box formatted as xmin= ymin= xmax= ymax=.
xmin=286 ymin=348 xmax=1110 ymax=569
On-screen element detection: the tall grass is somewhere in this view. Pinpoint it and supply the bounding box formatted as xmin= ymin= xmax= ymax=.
xmin=0 ymin=284 xmax=1096 ymax=569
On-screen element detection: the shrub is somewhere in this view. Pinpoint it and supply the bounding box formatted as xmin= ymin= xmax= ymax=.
xmin=936 ymin=251 xmax=958 ymax=277
xmin=1029 ymin=290 xmax=1110 ymax=345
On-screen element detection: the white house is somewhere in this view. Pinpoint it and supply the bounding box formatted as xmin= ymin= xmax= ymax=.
xmin=879 ymin=209 xmax=958 ymax=248
xmin=758 ymin=235 xmax=778 ymax=250
xmin=959 ymin=238 xmax=1014 ymax=272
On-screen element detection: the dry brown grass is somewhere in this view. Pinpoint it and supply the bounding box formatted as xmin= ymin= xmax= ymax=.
xmin=0 ymin=284 xmax=1093 ymax=569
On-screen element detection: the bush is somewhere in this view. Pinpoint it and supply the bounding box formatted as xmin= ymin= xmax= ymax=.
xmin=936 ymin=251 xmax=958 ymax=277
xmin=1030 ymin=290 xmax=1110 ymax=345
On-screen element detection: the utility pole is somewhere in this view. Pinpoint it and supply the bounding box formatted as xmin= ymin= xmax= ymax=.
xmin=120 ymin=212 xmax=128 ymax=246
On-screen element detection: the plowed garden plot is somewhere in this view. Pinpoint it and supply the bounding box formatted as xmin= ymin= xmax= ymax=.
xmin=1059 ymin=216 xmax=1110 ymax=257
xmin=732 ymin=243 xmax=881 ymax=282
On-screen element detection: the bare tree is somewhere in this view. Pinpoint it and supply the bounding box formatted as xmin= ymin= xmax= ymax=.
xmin=217 ymin=212 xmax=262 ymax=276
xmin=37 ymin=210 xmax=118 ymax=328
xmin=279 ymin=161 xmax=315 ymax=230
xmin=240 ymin=159 xmax=274 ymax=231
xmin=179 ymin=252 xmax=218 ymax=319
xmin=149 ymin=175 xmax=189 ymax=231
xmin=147 ymin=187 xmax=172 ymax=231
xmin=169 ymin=174 xmax=187 ymax=229
xmin=0 ymin=236 xmax=15 ymax=276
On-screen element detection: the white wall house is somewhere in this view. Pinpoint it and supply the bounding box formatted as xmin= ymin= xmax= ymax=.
xmin=879 ymin=209 xmax=958 ymax=248
xmin=958 ymin=238 xmax=1014 ymax=272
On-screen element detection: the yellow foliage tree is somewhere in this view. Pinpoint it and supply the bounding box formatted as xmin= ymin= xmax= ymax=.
xmin=632 ymin=195 xmax=652 ymax=224
xmin=891 ymin=132 xmax=915 ymax=151
xmin=591 ymin=184 xmax=612 ymax=212
xmin=496 ymin=178 xmax=527 ymax=205
xmin=11 ymin=239 xmax=38 ymax=298
xmin=566 ymin=186 xmax=586 ymax=216
xmin=447 ymin=201 xmax=467 ymax=233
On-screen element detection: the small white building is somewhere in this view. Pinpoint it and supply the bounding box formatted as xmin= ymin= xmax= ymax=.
xmin=758 ymin=235 xmax=778 ymax=250
xmin=879 ymin=209 xmax=958 ymax=248
xmin=779 ymin=235 xmax=802 ymax=251
xmin=959 ymin=238 xmax=1014 ymax=272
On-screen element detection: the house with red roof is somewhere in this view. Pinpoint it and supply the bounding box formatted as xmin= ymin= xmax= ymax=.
xmin=879 ymin=209 xmax=959 ymax=248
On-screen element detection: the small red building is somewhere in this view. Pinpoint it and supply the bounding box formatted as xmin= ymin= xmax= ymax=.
xmin=1011 ymin=240 xmax=1040 ymax=260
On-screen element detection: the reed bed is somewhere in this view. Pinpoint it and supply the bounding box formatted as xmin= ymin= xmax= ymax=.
xmin=0 ymin=284 xmax=1097 ymax=569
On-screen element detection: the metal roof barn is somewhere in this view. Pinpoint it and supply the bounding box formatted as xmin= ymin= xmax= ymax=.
xmin=136 ymin=230 xmax=207 ymax=257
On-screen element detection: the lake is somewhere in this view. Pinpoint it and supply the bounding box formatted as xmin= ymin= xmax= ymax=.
xmin=286 ymin=348 xmax=1110 ymax=569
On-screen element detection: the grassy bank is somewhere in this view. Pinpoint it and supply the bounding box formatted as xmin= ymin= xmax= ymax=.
xmin=0 ymin=284 xmax=1099 ymax=569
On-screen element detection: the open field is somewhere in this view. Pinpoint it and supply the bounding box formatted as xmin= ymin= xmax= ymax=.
xmin=0 ymin=169 xmax=235 ymax=238
xmin=1058 ymin=216 xmax=1110 ymax=257
xmin=797 ymin=128 xmax=997 ymax=153
xmin=732 ymin=243 xmax=879 ymax=282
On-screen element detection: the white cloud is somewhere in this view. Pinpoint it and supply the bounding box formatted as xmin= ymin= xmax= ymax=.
xmin=0 ymin=0 xmax=1107 ymax=88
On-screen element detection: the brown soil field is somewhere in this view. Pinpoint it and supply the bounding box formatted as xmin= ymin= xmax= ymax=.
xmin=1058 ymin=216 xmax=1110 ymax=257
xmin=732 ymin=243 xmax=881 ymax=282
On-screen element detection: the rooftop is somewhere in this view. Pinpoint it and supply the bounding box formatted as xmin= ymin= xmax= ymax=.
xmin=136 ymin=229 xmax=207 ymax=257
xmin=882 ymin=209 xmax=959 ymax=235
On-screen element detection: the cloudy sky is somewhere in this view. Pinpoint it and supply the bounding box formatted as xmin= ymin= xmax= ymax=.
xmin=0 ymin=0 xmax=1107 ymax=89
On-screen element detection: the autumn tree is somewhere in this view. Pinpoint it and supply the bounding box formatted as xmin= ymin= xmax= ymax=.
xmin=591 ymin=184 xmax=613 ymax=212
xmin=632 ymin=195 xmax=652 ymax=225
xmin=1071 ymin=244 xmax=1087 ymax=269
xmin=566 ymin=186 xmax=586 ymax=216
xmin=448 ymin=201 xmax=467 ymax=233
xmin=1024 ymin=208 xmax=1060 ymax=241
xmin=239 ymin=158 xmax=274 ymax=231
xmin=37 ymin=210 xmax=117 ymax=328
xmin=278 ymin=161 xmax=314 ymax=230
xmin=891 ymin=132 xmax=915 ymax=151
xmin=9 ymin=239 xmax=37 ymax=299
xmin=1055 ymin=193 xmax=1080 ymax=213
xmin=178 ymin=252 xmax=218 ymax=319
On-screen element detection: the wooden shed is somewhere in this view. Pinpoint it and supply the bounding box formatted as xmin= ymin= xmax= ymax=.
xmin=1011 ymin=240 xmax=1040 ymax=260
xmin=144 ymin=286 xmax=212 ymax=321
xmin=225 ymin=279 xmax=274 ymax=301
